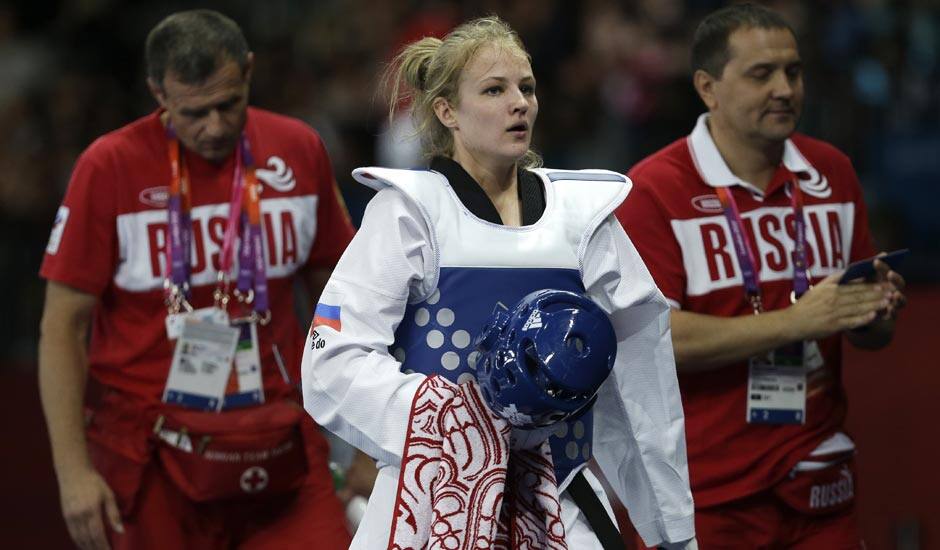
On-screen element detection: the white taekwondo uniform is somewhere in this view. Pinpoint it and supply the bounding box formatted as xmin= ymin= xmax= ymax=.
xmin=301 ymin=164 xmax=696 ymax=548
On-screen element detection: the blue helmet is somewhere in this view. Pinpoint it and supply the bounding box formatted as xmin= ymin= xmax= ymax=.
xmin=474 ymin=289 xmax=617 ymax=429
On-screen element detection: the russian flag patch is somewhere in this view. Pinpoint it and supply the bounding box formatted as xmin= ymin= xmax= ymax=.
xmin=313 ymin=303 xmax=342 ymax=332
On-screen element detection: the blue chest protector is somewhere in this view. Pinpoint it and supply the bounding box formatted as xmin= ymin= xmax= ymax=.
xmin=353 ymin=166 xmax=629 ymax=485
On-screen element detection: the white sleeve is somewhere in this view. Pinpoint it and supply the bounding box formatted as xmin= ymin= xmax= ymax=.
xmin=301 ymin=187 xmax=432 ymax=467
xmin=581 ymin=215 xmax=696 ymax=546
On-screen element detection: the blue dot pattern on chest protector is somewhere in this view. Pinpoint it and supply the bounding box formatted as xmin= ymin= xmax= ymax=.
xmin=392 ymin=266 xmax=594 ymax=484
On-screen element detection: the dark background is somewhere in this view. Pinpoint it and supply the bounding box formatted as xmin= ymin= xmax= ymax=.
xmin=1 ymin=1 xmax=936 ymax=548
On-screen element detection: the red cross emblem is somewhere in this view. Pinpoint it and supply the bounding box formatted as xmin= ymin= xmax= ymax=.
xmin=240 ymin=466 xmax=269 ymax=493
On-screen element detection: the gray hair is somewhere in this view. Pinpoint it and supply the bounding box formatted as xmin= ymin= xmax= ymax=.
xmin=145 ymin=9 xmax=250 ymax=86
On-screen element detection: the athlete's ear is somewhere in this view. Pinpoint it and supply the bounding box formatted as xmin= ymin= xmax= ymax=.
xmin=433 ymin=97 xmax=458 ymax=129
xmin=148 ymin=77 xmax=168 ymax=109
xmin=694 ymin=69 xmax=719 ymax=111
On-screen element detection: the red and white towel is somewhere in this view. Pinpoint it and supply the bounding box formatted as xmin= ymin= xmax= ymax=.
xmin=389 ymin=376 xmax=567 ymax=550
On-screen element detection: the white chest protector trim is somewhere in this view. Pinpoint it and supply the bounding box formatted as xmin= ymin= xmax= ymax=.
xmin=353 ymin=166 xmax=631 ymax=300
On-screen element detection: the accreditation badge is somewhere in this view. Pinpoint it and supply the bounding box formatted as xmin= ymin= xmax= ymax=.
xmin=222 ymin=321 xmax=265 ymax=409
xmin=746 ymin=341 xmax=820 ymax=425
xmin=163 ymin=318 xmax=239 ymax=411
xmin=165 ymin=307 xmax=231 ymax=340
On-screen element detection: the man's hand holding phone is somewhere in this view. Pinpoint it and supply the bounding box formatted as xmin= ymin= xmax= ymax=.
xmin=840 ymin=249 xmax=908 ymax=322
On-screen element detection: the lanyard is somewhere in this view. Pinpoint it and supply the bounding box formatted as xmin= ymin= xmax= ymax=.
xmin=715 ymin=180 xmax=809 ymax=314
xmin=164 ymin=127 xmax=193 ymax=313
xmin=163 ymin=129 xmax=270 ymax=324
xmin=236 ymin=135 xmax=270 ymax=320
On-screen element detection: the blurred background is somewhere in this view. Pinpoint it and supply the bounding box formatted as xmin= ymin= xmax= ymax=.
xmin=1 ymin=0 xmax=936 ymax=548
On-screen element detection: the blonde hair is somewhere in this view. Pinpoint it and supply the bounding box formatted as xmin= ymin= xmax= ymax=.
xmin=383 ymin=16 xmax=542 ymax=169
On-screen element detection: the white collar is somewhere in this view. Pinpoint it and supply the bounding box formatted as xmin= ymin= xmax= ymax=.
xmin=687 ymin=113 xmax=814 ymax=196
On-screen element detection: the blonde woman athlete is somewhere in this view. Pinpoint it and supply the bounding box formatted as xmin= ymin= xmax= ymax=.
xmin=301 ymin=17 xmax=697 ymax=549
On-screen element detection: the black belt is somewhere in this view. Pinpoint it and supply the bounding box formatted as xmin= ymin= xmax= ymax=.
xmin=566 ymin=470 xmax=626 ymax=550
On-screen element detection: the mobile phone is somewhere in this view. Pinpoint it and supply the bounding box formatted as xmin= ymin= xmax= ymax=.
xmin=838 ymin=249 xmax=910 ymax=284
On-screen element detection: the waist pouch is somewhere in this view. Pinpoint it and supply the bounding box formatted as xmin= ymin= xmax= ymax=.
xmin=773 ymin=451 xmax=856 ymax=515
xmin=153 ymin=400 xmax=308 ymax=502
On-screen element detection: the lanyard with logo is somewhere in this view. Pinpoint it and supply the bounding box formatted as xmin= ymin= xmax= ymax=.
xmin=164 ymin=127 xmax=193 ymax=314
xmin=164 ymin=132 xmax=270 ymax=323
xmin=162 ymin=127 xmax=267 ymax=411
xmin=715 ymin=181 xmax=822 ymax=425
xmin=715 ymin=181 xmax=810 ymax=313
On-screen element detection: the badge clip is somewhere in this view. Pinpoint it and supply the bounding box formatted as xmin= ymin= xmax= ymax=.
xmin=164 ymin=279 xmax=193 ymax=314
xmin=213 ymin=271 xmax=231 ymax=310
xmin=748 ymin=293 xmax=763 ymax=315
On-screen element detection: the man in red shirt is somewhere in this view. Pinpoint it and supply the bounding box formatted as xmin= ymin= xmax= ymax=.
xmin=617 ymin=4 xmax=906 ymax=548
xmin=38 ymin=10 xmax=362 ymax=549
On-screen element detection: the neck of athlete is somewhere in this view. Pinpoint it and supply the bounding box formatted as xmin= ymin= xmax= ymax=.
xmin=452 ymin=149 xmax=522 ymax=226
